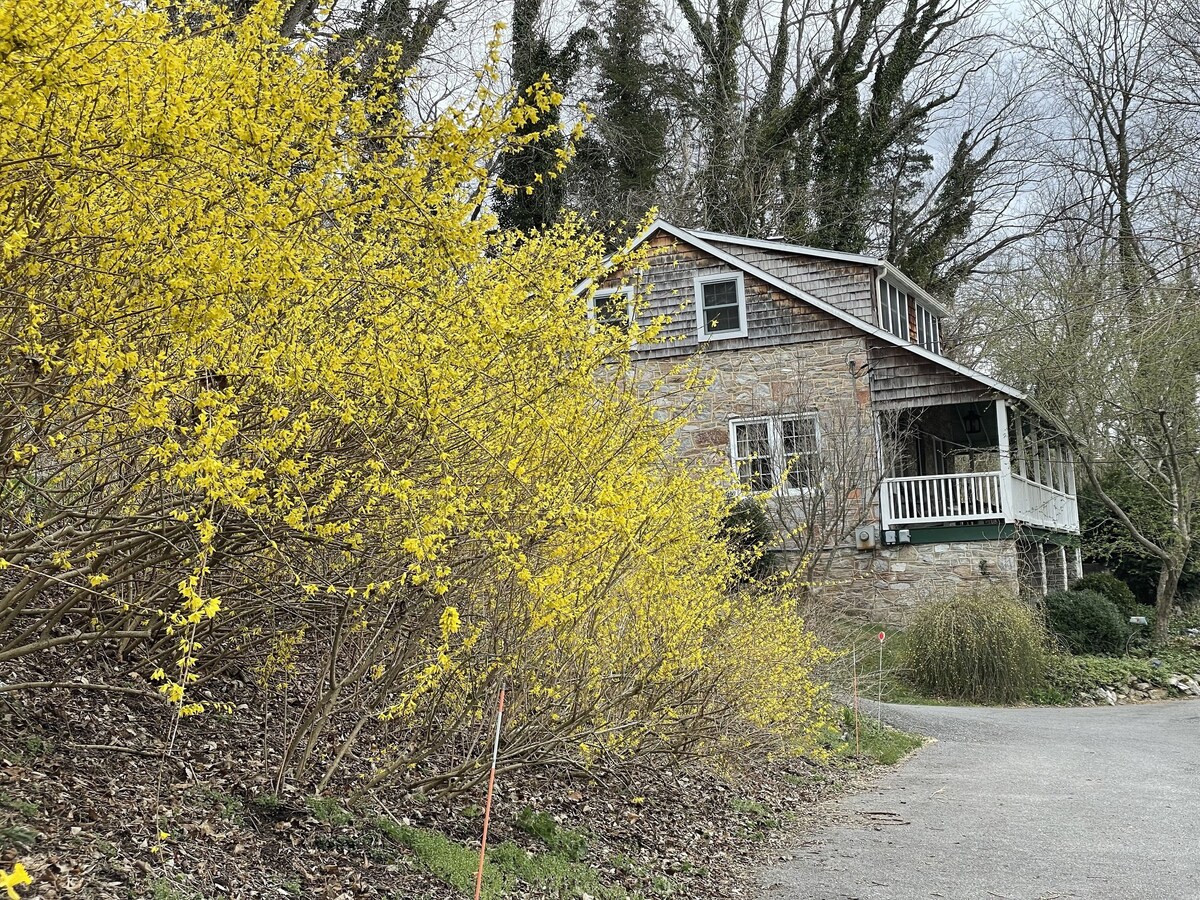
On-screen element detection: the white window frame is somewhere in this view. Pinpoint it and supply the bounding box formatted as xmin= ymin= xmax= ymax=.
xmin=729 ymin=416 xmax=774 ymax=492
xmin=878 ymin=279 xmax=909 ymax=340
xmin=779 ymin=414 xmax=822 ymax=492
xmin=588 ymin=286 xmax=635 ymax=331
xmin=728 ymin=413 xmax=821 ymax=494
xmin=694 ymin=271 xmax=748 ymax=341
xmin=915 ymin=302 xmax=941 ymax=354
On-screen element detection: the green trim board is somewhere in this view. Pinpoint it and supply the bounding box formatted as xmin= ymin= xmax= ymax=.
xmin=901 ymin=524 xmax=1078 ymax=546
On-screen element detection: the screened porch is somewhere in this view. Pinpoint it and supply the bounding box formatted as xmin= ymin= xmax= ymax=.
xmin=880 ymin=400 xmax=1079 ymax=533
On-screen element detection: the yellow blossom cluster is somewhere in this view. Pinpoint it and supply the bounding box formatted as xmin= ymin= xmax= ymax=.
xmin=0 ymin=0 xmax=831 ymax=790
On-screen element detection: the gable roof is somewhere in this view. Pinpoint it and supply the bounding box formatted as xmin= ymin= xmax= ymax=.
xmin=688 ymin=228 xmax=950 ymax=317
xmin=621 ymin=220 xmax=1024 ymax=401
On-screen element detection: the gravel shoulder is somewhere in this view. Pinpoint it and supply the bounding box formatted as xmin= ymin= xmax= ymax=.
xmin=760 ymin=700 xmax=1200 ymax=900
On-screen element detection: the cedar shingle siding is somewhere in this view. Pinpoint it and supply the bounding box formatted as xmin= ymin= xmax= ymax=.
xmin=865 ymin=339 xmax=997 ymax=409
xmin=704 ymin=239 xmax=876 ymax=321
xmin=611 ymin=234 xmax=866 ymax=360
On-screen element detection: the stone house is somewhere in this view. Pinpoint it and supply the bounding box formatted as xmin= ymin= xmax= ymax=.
xmin=589 ymin=220 xmax=1082 ymax=610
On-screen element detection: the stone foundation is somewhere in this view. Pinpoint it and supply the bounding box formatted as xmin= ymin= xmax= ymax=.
xmin=808 ymin=538 xmax=1020 ymax=620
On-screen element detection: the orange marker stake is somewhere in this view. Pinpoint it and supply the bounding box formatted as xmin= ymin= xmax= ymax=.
xmin=474 ymin=684 xmax=506 ymax=900
xmin=877 ymin=631 xmax=885 ymax=727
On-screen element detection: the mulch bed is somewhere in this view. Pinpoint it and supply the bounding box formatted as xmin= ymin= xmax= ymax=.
xmin=1 ymin=660 xmax=863 ymax=900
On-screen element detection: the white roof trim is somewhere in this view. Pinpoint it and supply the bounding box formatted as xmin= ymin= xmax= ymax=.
xmin=630 ymin=220 xmax=1023 ymax=401
xmin=688 ymin=228 xmax=950 ymax=317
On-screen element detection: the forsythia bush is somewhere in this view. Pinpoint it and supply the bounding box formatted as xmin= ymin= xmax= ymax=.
xmin=0 ymin=0 xmax=830 ymax=790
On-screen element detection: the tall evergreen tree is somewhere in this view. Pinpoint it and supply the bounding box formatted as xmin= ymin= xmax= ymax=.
xmin=673 ymin=0 xmax=1007 ymax=296
xmin=569 ymin=0 xmax=676 ymax=232
xmin=496 ymin=0 xmax=592 ymax=232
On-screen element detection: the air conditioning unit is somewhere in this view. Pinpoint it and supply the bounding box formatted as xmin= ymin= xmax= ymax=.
xmin=855 ymin=525 xmax=878 ymax=550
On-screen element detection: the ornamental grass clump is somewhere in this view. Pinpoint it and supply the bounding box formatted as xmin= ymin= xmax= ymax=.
xmin=905 ymin=590 xmax=1048 ymax=704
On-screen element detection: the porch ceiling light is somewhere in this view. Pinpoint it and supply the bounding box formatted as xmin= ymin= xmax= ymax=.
xmin=964 ymin=409 xmax=983 ymax=436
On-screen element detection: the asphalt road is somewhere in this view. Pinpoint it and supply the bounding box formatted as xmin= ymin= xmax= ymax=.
xmin=760 ymin=701 xmax=1200 ymax=900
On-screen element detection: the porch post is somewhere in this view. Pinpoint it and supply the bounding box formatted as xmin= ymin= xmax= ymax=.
xmin=1013 ymin=407 xmax=1027 ymax=478
xmin=874 ymin=411 xmax=889 ymax=529
xmin=996 ymin=399 xmax=1015 ymax=523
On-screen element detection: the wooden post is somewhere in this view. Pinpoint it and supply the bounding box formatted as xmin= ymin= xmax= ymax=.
xmin=1013 ymin=407 xmax=1027 ymax=478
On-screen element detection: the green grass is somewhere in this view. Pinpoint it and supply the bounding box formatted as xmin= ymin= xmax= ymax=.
xmin=836 ymin=622 xmax=952 ymax=705
xmin=307 ymin=795 xmax=354 ymax=826
xmin=730 ymin=797 xmax=779 ymax=829
xmin=514 ymin=806 xmax=588 ymax=861
xmin=0 ymin=791 xmax=40 ymax=852
xmin=0 ymin=792 xmax=40 ymax=819
xmin=373 ymin=817 xmax=632 ymax=899
xmin=840 ymin=712 xmax=925 ymax=765
xmin=194 ymin=787 xmax=244 ymax=824
xmin=148 ymin=878 xmax=202 ymax=900
xmin=729 ymin=795 xmax=782 ymax=843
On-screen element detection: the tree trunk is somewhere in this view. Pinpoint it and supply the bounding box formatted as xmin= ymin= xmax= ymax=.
xmin=1153 ymin=560 xmax=1181 ymax=644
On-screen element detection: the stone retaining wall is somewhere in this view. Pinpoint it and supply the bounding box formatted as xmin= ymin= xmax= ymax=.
xmin=804 ymin=539 xmax=1021 ymax=619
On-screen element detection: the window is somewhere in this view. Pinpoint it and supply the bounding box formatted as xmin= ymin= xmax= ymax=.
xmin=879 ymin=281 xmax=908 ymax=339
xmin=589 ymin=287 xmax=634 ymax=330
xmin=916 ymin=303 xmax=941 ymax=354
xmin=731 ymin=420 xmax=773 ymax=491
xmin=780 ymin=416 xmax=820 ymax=490
xmin=729 ymin=414 xmax=821 ymax=492
xmin=695 ymin=272 xmax=747 ymax=340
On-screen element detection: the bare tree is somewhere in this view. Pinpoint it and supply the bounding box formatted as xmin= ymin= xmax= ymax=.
xmin=964 ymin=0 xmax=1200 ymax=640
xmin=733 ymin=371 xmax=909 ymax=590
xmin=983 ymin=253 xmax=1200 ymax=641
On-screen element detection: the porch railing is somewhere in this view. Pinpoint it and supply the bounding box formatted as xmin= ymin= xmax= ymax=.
xmin=882 ymin=472 xmax=1004 ymax=527
xmin=881 ymin=471 xmax=1080 ymax=532
xmin=1009 ymin=474 xmax=1079 ymax=532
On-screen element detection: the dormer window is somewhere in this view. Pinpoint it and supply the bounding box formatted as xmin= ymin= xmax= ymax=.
xmin=695 ymin=272 xmax=747 ymax=341
xmin=880 ymin=281 xmax=908 ymax=339
xmin=880 ymin=279 xmax=943 ymax=354
xmin=916 ymin=302 xmax=941 ymax=353
xmin=589 ymin=287 xmax=634 ymax=330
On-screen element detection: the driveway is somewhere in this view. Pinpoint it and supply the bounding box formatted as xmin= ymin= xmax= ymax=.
xmin=760 ymin=701 xmax=1200 ymax=900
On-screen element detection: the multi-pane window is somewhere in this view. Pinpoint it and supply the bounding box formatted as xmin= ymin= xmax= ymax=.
xmin=880 ymin=281 xmax=908 ymax=339
xmin=731 ymin=420 xmax=773 ymax=491
xmin=916 ymin=303 xmax=941 ymax=353
xmin=780 ymin=416 xmax=820 ymax=490
xmin=730 ymin=415 xmax=821 ymax=492
xmin=695 ymin=272 xmax=747 ymax=340
xmin=881 ymin=281 xmax=943 ymax=354
xmin=591 ymin=288 xmax=633 ymax=330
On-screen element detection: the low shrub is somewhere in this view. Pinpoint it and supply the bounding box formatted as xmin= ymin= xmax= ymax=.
xmin=720 ymin=496 xmax=774 ymax=581
xmin=1044 ymin=648 xmax=1200 ymax=698
xmin=1044 ymin=589 xmax=1127 ymax=654
xmin=905 ymin=590 xmax=1047 ymax=704
xmin=1072 ymin=572 xmax=1141 ymax=619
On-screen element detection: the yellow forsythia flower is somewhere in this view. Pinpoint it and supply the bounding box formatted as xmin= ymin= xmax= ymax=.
xmin=0 ymin=862 xmax=31 ymax=899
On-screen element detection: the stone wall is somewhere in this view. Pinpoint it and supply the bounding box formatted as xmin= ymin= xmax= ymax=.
xmin=810 ymin=539 xmax=1021 ymax=621
xmin=635 ymin=337 xmax=873 ymax=471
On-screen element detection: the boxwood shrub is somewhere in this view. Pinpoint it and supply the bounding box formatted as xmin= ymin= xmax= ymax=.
xmin=1043 ymin=589 xmax=1127 ymax=655
xmin=1071 ymin=571 xmax=1140 ymax=619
